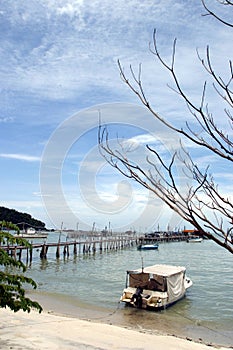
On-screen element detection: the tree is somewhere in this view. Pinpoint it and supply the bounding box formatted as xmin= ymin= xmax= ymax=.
xmin=0 ymin=206 xmax=46 ymax=231
xmin=0 ymin=221 xmax=42 ymax=312
xmin=99 ymin=0 xmax=233 ymax=254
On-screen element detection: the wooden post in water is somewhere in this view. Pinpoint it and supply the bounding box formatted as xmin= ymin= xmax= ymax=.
xmin=29 ymin=247 xmax=33 ymax=265
xmin=13 ymin=247 xmax=17 ymax=260
xmin=56 ymin=243 xmax=60 ymax=258
xmin=63 ymin=244 xmax=67 ymax=257
xmin=26 ymin=248 xmax=29 ymax=265
xmin=73 ymin=241 xmax=77 ymax=256
xmin=18 ymin=248 xmax=22 ymax=261
xmin=40 ymin=244 xmax=47 ymax=259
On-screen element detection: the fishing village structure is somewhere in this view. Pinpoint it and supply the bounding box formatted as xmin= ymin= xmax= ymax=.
xmin=1 ymin=232 xmax=137 ymax=264
xmin=0 ymin=229 xmax=199 ymax=265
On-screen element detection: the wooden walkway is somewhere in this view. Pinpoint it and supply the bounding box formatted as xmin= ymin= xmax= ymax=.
xmin=1 ymin=232 xmax=194 ymax=264
xmin=1 ymin=235 xmax=138 ymax=264
xmin=138 ymin=234 xmax=193 ymax=244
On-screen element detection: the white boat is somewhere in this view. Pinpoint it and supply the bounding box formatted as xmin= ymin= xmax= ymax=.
xmin=120 ymin=264 xmax=192 ymax=310
xmin=26 ymin=227 xmax=36 ymax=234
xmin=15 ymin=227 xmax=48 ymax=239
xmin=187 ymin=237 xmax=203 ymax=243
xmin=137 ymin=244 xmax=159 ymax=250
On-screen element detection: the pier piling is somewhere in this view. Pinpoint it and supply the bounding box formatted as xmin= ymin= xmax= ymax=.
xmin=1 ymin=232 xmax=192 ymax=265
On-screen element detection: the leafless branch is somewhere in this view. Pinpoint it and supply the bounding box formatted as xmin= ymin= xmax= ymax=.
xmin=98 ymin=0 xmax=233 ymax=254
xmin=201 ymin=0 xmax=233 ymax=27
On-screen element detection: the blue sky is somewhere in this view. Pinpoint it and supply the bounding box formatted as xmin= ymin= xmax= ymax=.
xmin=0 ymin=1 xmax=232 ymax=231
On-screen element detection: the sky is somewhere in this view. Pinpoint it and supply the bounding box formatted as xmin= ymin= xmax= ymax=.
xmin=0 ymin=0 xmax=232 ymax=232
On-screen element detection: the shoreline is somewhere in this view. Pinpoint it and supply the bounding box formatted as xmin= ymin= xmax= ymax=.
xmin=0 ymin=307 xmax=231 ymax=350
xmin=30 ymin=290 xmax=233 ymax=346
xmin=5 ymin=290 xmax=228 ymax=349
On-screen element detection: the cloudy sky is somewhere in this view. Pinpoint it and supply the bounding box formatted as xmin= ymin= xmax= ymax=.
xmin=0 ymin=0 xmax=232 ymax=232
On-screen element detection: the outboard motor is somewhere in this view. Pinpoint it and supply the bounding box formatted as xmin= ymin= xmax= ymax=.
xmin=131 ymin=286 xmax=143 ymax=308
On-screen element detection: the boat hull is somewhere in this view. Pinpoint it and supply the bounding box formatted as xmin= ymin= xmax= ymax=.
xmin=120 ymin=283 xmax=191 ymax=311
xmin=120 ymin=264 xmax=192 ymax=311
xmin=137 ymin=244 xmax=159 ymax=250
xmin=15 ymin=233 xmax=48 ymax=239
xmin=121 ymin=294 xmax=186 ymax=311
xmin=187 ymin=238 xmax=203 ymax=243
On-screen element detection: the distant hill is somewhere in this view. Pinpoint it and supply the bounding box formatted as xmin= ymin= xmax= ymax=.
xmin=0 ymin=206 xmax=46 ymax=231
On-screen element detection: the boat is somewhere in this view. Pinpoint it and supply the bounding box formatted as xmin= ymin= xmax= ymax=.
xmin=187 ymin=237 xmax=203 ymax=243
xmin=26 ymin=227 xmax=36 ymax=234
xmin=15 ymin=233 xmax=48 ymax=239
xmin=137 ymin=244 xmax=159 ymax=250
xmin=15 ymin=227 xmax=48 ymax=239
xmin=120 ymin=264 xmax=192 ymax=310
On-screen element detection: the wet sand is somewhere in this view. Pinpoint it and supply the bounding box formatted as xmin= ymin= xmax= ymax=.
xmin=26 ymin=290 xmax=233 ymax=347
xmin=0 ymin=291 xmax=231 ymax=350
xmin=0 ymin=307 xmax=231 ymax=350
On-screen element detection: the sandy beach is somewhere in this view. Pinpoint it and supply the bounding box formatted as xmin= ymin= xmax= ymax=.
xmin=0 ymin=306 xmax=231 ymax=350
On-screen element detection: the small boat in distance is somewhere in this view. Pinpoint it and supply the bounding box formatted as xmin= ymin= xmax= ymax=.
xmin=137 ymin=244 xmax=159 ymax=250
xmin=120 ymin=264 xmax=192 ymax=310
xmin=26 ymin=227 xmax=36 ymax=234
xmin=15 ymin=227 xmax=48 ymax=239
xmin=187 ymin=237 xmax=203 ymax=243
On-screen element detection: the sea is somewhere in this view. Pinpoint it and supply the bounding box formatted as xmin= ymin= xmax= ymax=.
xmin=23 ymin=233 xmax=233 ymax=347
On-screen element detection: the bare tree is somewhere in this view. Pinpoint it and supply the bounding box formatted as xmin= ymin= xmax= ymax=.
xmin=99 ymin=0 xmax=233 ymax=253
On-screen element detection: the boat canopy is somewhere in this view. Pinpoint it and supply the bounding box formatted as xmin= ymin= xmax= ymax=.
xmin=127 ymin=264 xmax=186 ymax=277
xmin=127 ymin=265 xmax=186 ymax=296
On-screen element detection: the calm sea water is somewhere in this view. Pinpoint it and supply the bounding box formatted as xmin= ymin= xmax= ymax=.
xmin=25 ymin=234 xmax=233 ymax=346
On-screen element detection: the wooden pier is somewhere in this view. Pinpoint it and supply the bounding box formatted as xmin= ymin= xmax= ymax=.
xmin=1 ymin=234 xmax=138 ymax=264
xmin=138 ymin=234 xmax=193 ymax=244
xmin=1 ymin=231 xmax=196 ymax=265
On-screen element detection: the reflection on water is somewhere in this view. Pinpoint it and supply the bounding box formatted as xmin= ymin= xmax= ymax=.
xmin=26 ymin=239 xmax=233 ymax=346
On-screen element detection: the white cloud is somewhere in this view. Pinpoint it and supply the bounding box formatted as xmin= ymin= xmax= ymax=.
xmin=0 ymin=153 xmax=40 ymax=162
xmin=0 ymin=0 xmax=232 ymax=229
xmin=1 ymin=0 xmax=227 ymax=105
xmin=127 ymin=134 xmax=159 ymax=145
xmin=56 ymin=1 xmax=84 ymax=17
xmin=0 ymin=116 xmax=14 ymax=123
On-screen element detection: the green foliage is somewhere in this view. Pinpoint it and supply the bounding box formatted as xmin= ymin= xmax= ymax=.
xmin=0 ymin=222 xmax=42 ymax=313
xmin=0 ymin=229 xmax=31 ymax=249
xmin=0 ymin=206 xmax=46 ymax=230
